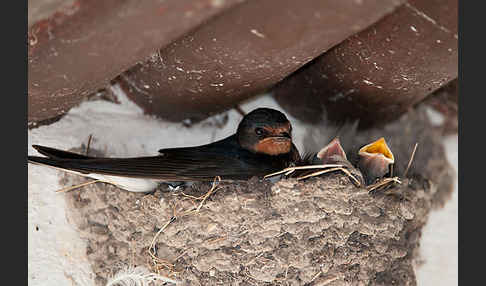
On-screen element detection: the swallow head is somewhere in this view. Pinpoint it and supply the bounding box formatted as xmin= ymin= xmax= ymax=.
xmin=237 ymin=108 xmax=293 ymax=156
xmin=358 ymin=137 xmax=395 ymax=182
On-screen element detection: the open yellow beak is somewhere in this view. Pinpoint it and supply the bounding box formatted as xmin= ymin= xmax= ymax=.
xmin=358 ymin=137 xmax=395 ymax=183
xmin=358 ymin=137 xmax=394 ymax=163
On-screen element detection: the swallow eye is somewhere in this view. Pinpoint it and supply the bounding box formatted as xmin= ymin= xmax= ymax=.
xmin=255 ymin=127 xmax=264 ymax=136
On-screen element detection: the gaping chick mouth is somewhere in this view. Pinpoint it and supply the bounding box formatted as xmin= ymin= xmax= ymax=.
xmin=358 ymin=137 xmax=394 ymax=162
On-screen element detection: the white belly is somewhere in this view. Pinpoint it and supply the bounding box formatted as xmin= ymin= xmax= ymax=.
xmin=42 ymin=165 xmax=161 ymax=193
xmin=89 ymin=174 xmax=160 ymax=193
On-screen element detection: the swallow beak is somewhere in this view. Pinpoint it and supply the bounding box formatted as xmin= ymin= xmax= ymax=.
xmin=275 ymin=131 xmax=291 ymax=139
xmin=358 ymin=137 xmax=395 ymax=184
xmin=316 ymin=137 xmax=347 ymax=165
xmin=267 ymin=128 xmax=291 ymax=142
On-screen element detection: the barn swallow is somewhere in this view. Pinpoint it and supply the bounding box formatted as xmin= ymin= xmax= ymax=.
xmin=315 ymin=137 xmax=348 ymax=165
xmin=294 ymin=137 xmax=364 ymax=186
xmin=357 ymin=137 xmax=395 ymax=184
xmin=28 ymin=108 xmax=301 ymax=192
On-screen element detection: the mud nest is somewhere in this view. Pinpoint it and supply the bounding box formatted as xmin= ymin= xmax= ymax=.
xmin=60 ymin=106 xmax=454 ymax=285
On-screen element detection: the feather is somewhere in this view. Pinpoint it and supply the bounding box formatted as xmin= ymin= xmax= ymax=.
xmin=106 ymin=265 xmax=178 ymax=286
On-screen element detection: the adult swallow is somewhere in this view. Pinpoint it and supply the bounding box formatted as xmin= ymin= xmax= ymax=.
xmin=357 ymin=137 xmax=395 ymax=184
xmin=28 ymin=108 xmax=301 ymax=192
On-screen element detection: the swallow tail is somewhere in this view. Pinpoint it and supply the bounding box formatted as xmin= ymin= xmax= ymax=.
xmin=32 ymin=145 xmax=92 ymax=160
xmin=29 ymin=149 xmax=171 ymax=178
xmin=28 ymin=145 xmax=165 ymax=192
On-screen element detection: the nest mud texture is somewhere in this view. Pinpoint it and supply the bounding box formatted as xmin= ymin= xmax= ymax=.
xmin=63 ymin=172 xmax=443 ymax=286
xmin=60 ymin=106 xmax=454 ymax=285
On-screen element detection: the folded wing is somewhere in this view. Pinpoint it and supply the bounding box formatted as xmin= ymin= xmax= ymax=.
xmin=28 ymin=138 xmax=285 ymax=182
